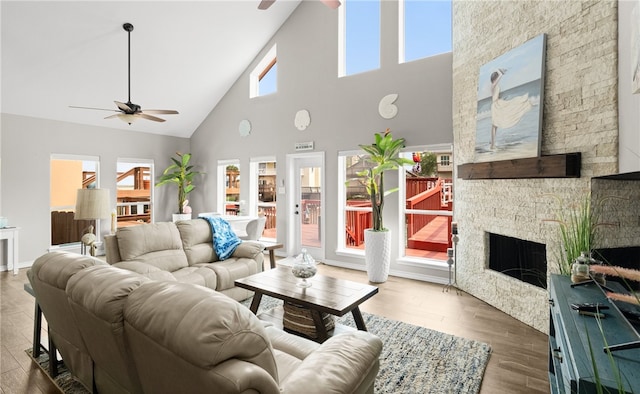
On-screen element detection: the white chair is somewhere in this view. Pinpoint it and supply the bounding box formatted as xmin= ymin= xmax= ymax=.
xmin=239 ymin=217 xmax=267 ymax=241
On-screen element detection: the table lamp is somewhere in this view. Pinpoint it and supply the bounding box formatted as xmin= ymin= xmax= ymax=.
xmin=74 ymin=188 xmax=111 ymax=255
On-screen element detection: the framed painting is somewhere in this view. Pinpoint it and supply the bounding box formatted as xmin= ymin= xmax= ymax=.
xmin=474 ymin=34 xmax=546 ymax=163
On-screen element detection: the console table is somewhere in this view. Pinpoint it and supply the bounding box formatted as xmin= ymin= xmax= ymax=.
xmin=0 ymin=227 xmax=20 ymax=275
xmin=549 ymin=274 xmax=640 ymax=393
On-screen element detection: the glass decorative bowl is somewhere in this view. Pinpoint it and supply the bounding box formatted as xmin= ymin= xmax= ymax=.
xmin=292 ymin=249 xmax=317 ymax=288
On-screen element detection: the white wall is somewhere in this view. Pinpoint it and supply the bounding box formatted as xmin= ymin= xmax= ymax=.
xmin=190 ymin=1 xmax=453 ymax=279
xmin=618 ymin=0 xmax=640 ymax=173
xmin=0 ymin=114 xmax=189 ymax=265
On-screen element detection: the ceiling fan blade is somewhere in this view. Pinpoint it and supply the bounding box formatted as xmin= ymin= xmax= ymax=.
xmin=141 ymin=109 xmax=179 ymax=115
xmin=320 ymin=0 xmax=341 ymax=9
xmin=115 ymin=101 xmax=133 ymax=112
xmin=258 ymin=0 xmax=275 ymax=10
xmin=138 ymin=113 xmax=166 ymax=122
xmin=104 ymin=114 xmax=120 ymax=119
xmin=70 ymin=105 xmax=119 ymax=112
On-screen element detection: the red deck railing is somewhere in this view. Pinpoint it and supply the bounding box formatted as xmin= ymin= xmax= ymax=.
xmin=345 ymin=177 xmax=453 ymax=251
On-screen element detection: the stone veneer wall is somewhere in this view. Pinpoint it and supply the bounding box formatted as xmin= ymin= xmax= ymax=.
xmin=452 ymin=1 xmax=619 ymax=333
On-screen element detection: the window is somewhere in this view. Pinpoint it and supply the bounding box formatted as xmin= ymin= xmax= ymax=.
xmin=116 ymin=159 xmax=153 ymax=228
xmin=339 ymin=0 xmax=380 ymax=76
xmin=250 ymin=45 xmax=277 ymax=97
xmin=250 ymin=157 xmax=277 ymax=241
xmin=50 ymin=155 xmax=100 ymax=248
xmin=399 ymin=0 xmax=452 ymax=63
xmin=398 ymin=145 xmax=454 ymax=262
xmin=338 ymin=151 xmax=372 ymax=253
xmin=440 ymin=155 xmax=450 ymax=166
xmin=217 ymin=160 xmax=241 ymax=215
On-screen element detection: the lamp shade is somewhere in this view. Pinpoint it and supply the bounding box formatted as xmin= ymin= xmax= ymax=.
xmin=75 ymin=189 xmax=111 ymax=220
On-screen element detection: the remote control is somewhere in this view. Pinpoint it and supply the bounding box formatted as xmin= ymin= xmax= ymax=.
xmin=570 ymin=303 xmax=609 ymax=312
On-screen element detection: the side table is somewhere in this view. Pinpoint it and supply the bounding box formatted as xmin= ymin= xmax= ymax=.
xmin=260 ymin=241 xmax=283 ymax=269
xmin=0 ymin=227 xmax=20 ymax=275
xmin=24 ymin=282 xmax=59 ymax=377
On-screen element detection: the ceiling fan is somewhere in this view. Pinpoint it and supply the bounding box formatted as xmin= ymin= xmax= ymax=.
xmin=258 ymin=0 xmax=340 ymax=10
xmin=70 ymin=23 xmax=178 ymax=125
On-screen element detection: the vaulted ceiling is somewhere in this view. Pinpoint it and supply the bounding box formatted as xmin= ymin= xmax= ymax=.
xmin=1 ymin=1 xmax=300 ymax=138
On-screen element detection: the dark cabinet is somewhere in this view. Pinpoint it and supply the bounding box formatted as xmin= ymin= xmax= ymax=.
xmin=549 ymin=274 xmax=640 ymax=393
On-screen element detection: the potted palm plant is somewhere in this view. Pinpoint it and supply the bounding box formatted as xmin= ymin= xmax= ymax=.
xmin=155 ymin=152 xmax=201 ymax=222
xmin=351 ymin=129 xmax=413 ymax=282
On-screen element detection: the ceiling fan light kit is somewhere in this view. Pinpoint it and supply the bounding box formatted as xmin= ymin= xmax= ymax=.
xmin=70 ymin=22 xmax=178 ymax=125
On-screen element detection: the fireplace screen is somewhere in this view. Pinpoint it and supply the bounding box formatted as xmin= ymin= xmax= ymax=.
xmin=489 ymin=233 xmax=547 ymax=289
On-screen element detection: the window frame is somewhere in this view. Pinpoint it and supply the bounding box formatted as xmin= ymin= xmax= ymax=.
xmin=250 ymin=45 xmax=277 ymax=98
xmin=50 ymin=153 xmax=101 ymax=250
xmin=217 ymin=159 xmax=241 ymax=215
xmin=398 ymin=0 xmax=453 ymax=64
xmin=338 ymin=0 xmax=381 ymax=77
xmin=116 ymin=158 xmax=154 ymax=226
xmin=396 ymin=143 xmax=453 ymax=266
xmin=337 ymin=149 xmax=371 ymax=257
xmin=249 ymin=156 xmax=277 ymax=241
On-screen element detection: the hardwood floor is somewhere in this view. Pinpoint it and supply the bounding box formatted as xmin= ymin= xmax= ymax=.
xmin=0 ymin=263 xmax=550 ymax=393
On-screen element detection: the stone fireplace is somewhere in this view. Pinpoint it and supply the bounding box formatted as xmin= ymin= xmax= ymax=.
xmin=452 ymin=1 xmax=623 ymax=333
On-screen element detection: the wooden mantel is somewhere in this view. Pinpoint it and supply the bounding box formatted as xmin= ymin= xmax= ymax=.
xmin=457 ymin=152 xmax=581 ymax=180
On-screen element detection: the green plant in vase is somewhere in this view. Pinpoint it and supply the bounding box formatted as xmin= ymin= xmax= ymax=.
xmin=355 ymin=129 xmax=414 ymax=231
xmin=345 ymin=128 xmax=413 ymax=283
xmin=156 ymin=152 xmax=201 ymax=215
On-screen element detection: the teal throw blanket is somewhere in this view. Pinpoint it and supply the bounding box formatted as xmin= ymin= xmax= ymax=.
xmin=203 ymin=216 xmax=242 ymax=260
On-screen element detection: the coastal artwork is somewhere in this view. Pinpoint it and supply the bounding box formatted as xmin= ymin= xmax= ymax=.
xmin=474 ymin=34 xmax=546 ymax=163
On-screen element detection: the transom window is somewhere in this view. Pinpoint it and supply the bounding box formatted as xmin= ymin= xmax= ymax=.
xmin=399 ymin=0 xmax=452 ymax=63
xmin=250 ymin=45 xmax=277 ymax=97
xmin=339 ymin=0 xmax=380 ymax=77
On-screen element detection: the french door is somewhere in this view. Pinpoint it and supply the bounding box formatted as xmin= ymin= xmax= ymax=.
xmin=287 ymin=152 xmax=324 ymax=261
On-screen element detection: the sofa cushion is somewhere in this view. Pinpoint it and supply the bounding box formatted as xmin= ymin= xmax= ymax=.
xmin=27 ymin=251 xmax=109 ymax=391
xmin=116 ymin=222 xmax=188 ymax=271
xmin=66 ymin=265 xmax=149 ymax=393
xmin=170 ymin=266 xmax=218 ymax=289
xmin=196 ymin=257 xmax=258 ymax=291
xmin=124 ymin=281 xmax=278 ymax=380
xmin=176 ymin=219 xmax=219 ymax=264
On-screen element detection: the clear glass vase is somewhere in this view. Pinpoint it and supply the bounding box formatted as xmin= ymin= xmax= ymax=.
xmin=292 ymin=249 xmax=317 ymax=288
xmin=571 ymin=251 xmax=590 ymax=284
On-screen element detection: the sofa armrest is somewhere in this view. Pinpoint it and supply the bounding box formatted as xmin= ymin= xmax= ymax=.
xmin=112 ymin=261 xmax=176 ymax=281
xmin=232 ymin=241 xmax=265 ymax=259
xmin=280 ymin=331 xmax=382 ymax=394
xmin=206 ymin=358 xmax=281 ymax=394
xmin=104 ymin=234 xmax=122 ymax=264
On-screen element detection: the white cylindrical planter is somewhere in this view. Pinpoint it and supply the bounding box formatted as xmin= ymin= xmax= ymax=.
xmin=172 ymin=213 xmax=192 ymax=222
xmin=364 ymin=229 xmax=391 ymax=283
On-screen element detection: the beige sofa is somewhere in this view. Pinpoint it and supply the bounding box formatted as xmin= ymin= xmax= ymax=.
xmin=104 ymin=218 xmax=265 ymax=301
xmin=28 ymin=251 xmax=383 ymax=394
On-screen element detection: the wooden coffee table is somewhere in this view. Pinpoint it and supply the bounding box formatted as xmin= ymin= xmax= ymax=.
xmin=235 ymin=266 xmax=378 ymax=342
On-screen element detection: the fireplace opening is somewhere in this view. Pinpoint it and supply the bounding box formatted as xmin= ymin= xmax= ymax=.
xmin=489 ymin=233 xmax=547 ymax=289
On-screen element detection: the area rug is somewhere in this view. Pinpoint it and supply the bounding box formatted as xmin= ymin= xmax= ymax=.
xmin=27 ymin=297 xmax=492 ymax=394
xmin=245 ymin=296 xmax=493 ymax=394
xmin=26 ymin=349 xmax=89 ymax=394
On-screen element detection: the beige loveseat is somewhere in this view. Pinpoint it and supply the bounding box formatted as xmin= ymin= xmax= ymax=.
xmin=28 ymin=251 xmax=383 ymax=394
xmin=104 ymin=218 xmax=265 ymax=301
